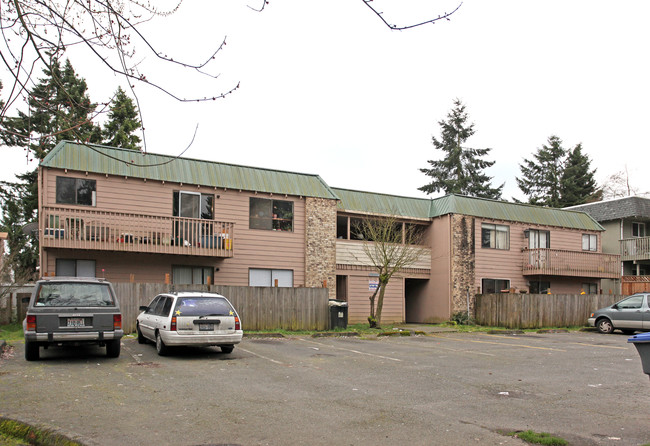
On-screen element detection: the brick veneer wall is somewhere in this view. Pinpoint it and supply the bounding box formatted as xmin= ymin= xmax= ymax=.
xmin=305 ymin=197 xmax=337 ymax=299
xmin=450 ymin=214 xmax=476 ymax=314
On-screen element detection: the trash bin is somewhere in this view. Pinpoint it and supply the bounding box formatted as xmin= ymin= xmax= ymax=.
xmin=627 ymin=332 xmax=650 ymax=379
xmin=328 ymin=299 xmax=348 ymax=330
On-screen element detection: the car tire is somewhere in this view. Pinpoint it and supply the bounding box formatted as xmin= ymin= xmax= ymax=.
xmin=137 ymin=324 xmax=146 ymax=344
xmin=156 ymin=332 xmax=169 ymax=356
xmin=106 ymin=340 xmax=121 ymax=358
xmin=25 ymin=341 xmax=39 ymax=361
xmin=597 ymin=318 xmax=614 ymax=334
xmin=220 ymin=345 xmax=234 ymax=354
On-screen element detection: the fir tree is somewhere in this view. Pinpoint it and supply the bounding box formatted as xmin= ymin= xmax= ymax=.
xmin=102 ymin=87 xmax=142 ymax=150
xmin=516 ymin=135 xmax=567 ymax=207
xmin=419 ymin=99 xmax=503 ymax=199
xmin=1 ymin=58 xmax=100 ymax=280
xmin=559 ymin=144 xmax=598 ymax=206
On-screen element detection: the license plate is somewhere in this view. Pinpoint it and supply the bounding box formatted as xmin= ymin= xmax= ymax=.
xmin=199 ymin=323 xmax=214 ymax=331
xmin=67 ymin=318 xmax=85 ymax=328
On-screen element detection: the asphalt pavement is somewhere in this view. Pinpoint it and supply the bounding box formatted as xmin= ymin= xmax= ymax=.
xmin=1 ymin=331 xmax=649 ymax=446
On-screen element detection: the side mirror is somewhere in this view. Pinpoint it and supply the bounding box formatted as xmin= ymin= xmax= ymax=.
xmin=611 ymin=304 xmax=618 ymax=310
xmin=139 ymin=305 xmax=148 ymax=312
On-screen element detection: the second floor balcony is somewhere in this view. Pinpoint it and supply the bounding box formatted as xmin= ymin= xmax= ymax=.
xmin=522 ymin=248 xmax=620 ymax=279
xmin=40 ymin=206 xmax=234 ymax=258
xmin=620 ymin=237 xmax=650 ymax=261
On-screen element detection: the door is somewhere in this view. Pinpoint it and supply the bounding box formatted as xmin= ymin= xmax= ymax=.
xmin=611 ymin=294 xmax=645 ymax=330
xmin=139 ymin=295 xmax=163 ymax=339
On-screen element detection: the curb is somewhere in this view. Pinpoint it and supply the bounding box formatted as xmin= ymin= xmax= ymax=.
xmin=311 ymin=332 xmax=359 ymax=338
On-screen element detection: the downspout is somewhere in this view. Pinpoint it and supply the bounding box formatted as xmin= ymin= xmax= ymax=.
xmin=449 ymin=214 xmax=453 ymax=318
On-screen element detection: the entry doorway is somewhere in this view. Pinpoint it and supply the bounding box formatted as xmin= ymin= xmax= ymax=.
xmin=405 ymin=278 xmax=429 ymax=323
xmin=336 ymin=275 xmax=348 ymax=301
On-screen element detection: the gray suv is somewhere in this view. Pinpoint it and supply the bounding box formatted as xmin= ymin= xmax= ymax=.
xmin=23 ymin=277 xmax=123 ymax=360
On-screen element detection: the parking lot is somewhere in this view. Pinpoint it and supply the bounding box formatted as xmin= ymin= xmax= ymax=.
xmin=1 ymin=330 xmax=649 ymax=446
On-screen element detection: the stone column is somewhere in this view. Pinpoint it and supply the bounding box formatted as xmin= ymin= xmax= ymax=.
xmin=305 ymin=197 xmax=337 ymax=299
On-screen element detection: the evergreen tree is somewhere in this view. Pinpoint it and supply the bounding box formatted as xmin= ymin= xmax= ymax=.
xmin=516 ymin=135 xmax=567 ymax=207
xmin=559 ymin=144 xmax=598 ymax=206
xmin=419 ymin=99 xmax=503 ymax=199
xmin=1 ymin=58 xmax=100 ymax=280
xmin=102 ymin=87 xmax=142 ymax=150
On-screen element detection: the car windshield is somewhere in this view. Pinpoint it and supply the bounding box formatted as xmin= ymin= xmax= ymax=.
xmin=35 ymin=283 xmax=115 ymax=307
xmin=174 ymin=296 xmax=234 ymax=317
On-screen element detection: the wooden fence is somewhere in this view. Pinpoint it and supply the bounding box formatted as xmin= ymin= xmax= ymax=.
xmin=475 ymin=293 xmax=623 ymax=329
xmin=0 ymin=283 xmax=330 ymax=333
xmin=113 ymin=283 xmax=330 ymax=333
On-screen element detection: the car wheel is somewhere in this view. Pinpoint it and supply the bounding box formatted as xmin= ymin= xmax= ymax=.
xmin=136 ymin=324 xmax=146 ymax=344
xmin=106 ymin=340 xmax=121 ymax=358
xmin=220 ymin=345 xmax=234 ymax=354
xmin=597 ymin=318 xmax=614 ymax=334
xmin=156 ymin=332 xmax=169 ymax=356
xmin=25 ymin=341 xmax=39 ymax=361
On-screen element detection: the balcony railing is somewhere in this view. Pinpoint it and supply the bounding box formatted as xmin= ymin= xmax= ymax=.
xmin=40 ymin=206 xmax=234 ymax=258
xmin=620 ymin=237 xmax=650 ymax=261
xmin=522 ymin=248 xmax=620 ymax=279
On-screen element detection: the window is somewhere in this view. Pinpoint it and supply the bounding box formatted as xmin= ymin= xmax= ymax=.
xmin=632 ymin=222 xmax=646 ymax=238
xmin=581 ymin=283 xmax=598 ymax=294
xmin=582 ymin=234 xmax=597 ymax=251
xmin=173 ymin=191 xmax=213 ymax=219
xmin=337 ymin=216 xmax=349 ymax=239
xmin=56 ymin=177 xmax=96 ymax=206
xmin=249 ymin=268 xmax=293 ymax=287
xmin=172 ymin=266 xmax=214 ymax=285
xmin=482 ymin=278 xmax=510 ymax=293
xmin=55 ymin=259 xmax=96 ymax=277
xmin=481 ymin=224 xmax=509 ymax=250
xmin=528 ymin=229 xmax=550 ymax=249
xmin=250 ymin=198 xmax=293 ymax=231
xmin=617 ymin=294 xmax=644 ymax=309
xmin=529 ymin=281 xmax=551 ymax=294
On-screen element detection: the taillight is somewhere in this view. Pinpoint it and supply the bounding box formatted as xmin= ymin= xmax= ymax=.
xmin=171 ymin=316 xmax=177 ymax=331
xmin=113 ymin=314 xmax=122 ymax=330
xmin=234 ymin=316 xmax=241 ymax=331
xmin=26 ymin=315 xmax=36 ymax=331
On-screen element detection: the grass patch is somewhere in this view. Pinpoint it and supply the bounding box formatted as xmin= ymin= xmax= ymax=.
xmin=0 ymin=417 xmax=83 ymax=446
xmin=509 ymin=430 xmax=568 ymax=445
xmin=0 ymin=323 xmax=24 ymax=342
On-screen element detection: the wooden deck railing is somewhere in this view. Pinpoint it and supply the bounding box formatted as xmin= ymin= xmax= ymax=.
xmin=40 ymin=206 xmax=234 ymax=257
xmin=522 ymin=248 xmax=620 ymax=279
xmin=620 ymin=237 xmax=650 ymax=261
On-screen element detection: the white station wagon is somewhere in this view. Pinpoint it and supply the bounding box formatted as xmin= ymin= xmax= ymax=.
xmin=136 ymin=292 xmax=243 ymax=355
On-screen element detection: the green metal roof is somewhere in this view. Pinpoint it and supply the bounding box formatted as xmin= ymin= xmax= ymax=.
xmin=334 ymin=189 xmax=603 ymax=231
xmin=332 ymin=188 xmax=431 ymax=220
xmin=429 ymin=195 xmax=604 ymax=231
xmin=41 ymin=141 xmax=338 ymax=199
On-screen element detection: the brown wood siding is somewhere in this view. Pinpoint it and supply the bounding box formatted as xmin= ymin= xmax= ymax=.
xmin=41 ymin=168 xmax=307 ymax=286
xmin=474 ymin=218 xmax=602 ymax=293
xmin=343 ymin=269 xmax=404 ymax=325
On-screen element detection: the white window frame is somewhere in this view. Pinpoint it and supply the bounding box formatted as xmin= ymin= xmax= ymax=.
xmin=249 ymin=268 xmax=293 ymax=287
xmin=481 ymin=224 xmax=510 ymax=250
xmin=632 ymin=222 xmax=646 ymax=238
xmin=582 ymin=234 xmax=597 ymax=251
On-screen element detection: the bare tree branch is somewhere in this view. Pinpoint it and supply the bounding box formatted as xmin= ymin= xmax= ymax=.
xmin=362 ymin=0 xmax=462 ymax=31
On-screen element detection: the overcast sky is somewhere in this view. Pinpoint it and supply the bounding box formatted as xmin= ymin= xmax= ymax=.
xmin=2 ymin=0 xmax=649 ymax=202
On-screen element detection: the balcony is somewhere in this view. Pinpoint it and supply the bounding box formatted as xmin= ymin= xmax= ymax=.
xmin=620 ymin=237 xmax=650 ymax=261
xmin=40 ymin=206 xmax=234 ymax=258
xmin=522 ymin=248 xmax=620 ymax=279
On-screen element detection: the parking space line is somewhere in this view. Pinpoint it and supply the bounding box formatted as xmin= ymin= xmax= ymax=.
xmin=238 ymin=347 xmax=287 ymax=365
xmin=570 ymin=342 xmax=629 ymax=350
xmin=298 ymin=338 xmax=402 ymax=362
xmin=430 ymin=333 xmax=567 ymax=352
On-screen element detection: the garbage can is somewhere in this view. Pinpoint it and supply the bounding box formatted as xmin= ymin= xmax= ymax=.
xmin=627 ymin=332 xmax=650 ymax=379
xmin=328 ymin=299 xmax=348 ymax=330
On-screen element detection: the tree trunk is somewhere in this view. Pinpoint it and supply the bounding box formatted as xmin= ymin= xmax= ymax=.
xmin=368 ymin=286 xmax=379 ymax=328
xmin=374 ymin=282 xmax=388 ymax=329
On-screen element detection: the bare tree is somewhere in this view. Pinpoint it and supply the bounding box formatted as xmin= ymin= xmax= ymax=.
xmin=600 ymin=168 xmax=639 ymax=200
xmin=0 ymin=0 xmax=237 ymax=152
xmin=353 ymin=215 xmax=427 ymax=328
xmin=362 ymin=0 xmax=462 ymax=31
